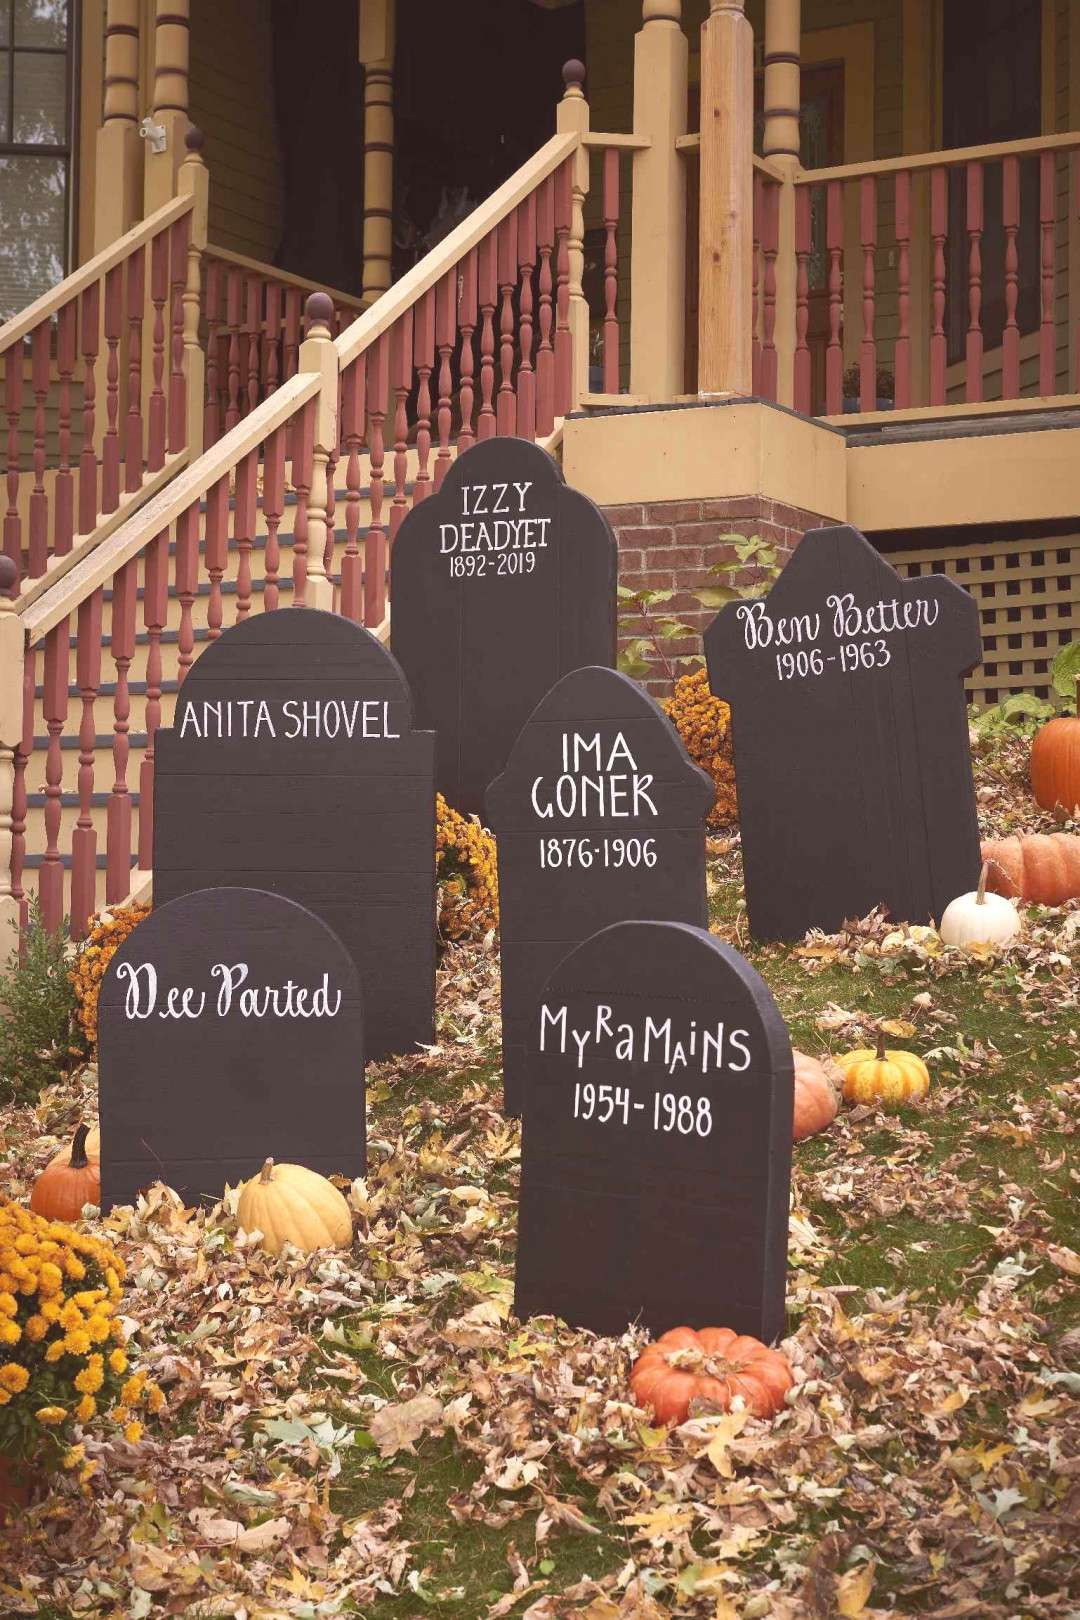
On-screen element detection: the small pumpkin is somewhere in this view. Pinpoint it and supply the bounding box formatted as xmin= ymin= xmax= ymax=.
xmin=1030 ymin=683 xmax=1080 ymax=815
xmin=29 ymin=1124 xmax=101 ymax=1222
xmin=630 ymin=1327 xmax=793 ymax=1425
xmin=792 ymin=1050 xmax=840 ymax=1142
xmin=236 ymin=1158 xmax=353 ymax=1256
xmin=981 ymin=832 xmax=1080 ymax=906
xmin=939 ymin=862 xmax=1021 ymax=949
xmin=835 ymin=1035 xmax=930 ymax=1108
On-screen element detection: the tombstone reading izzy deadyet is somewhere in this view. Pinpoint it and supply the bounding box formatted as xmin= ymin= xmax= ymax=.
xmin=706 ymin=524 xmax=983 ymax=941
xmin=97 ymin=888 xmax=365 ymax=1211
xmin=487 ymin=666 xmax=714 ymax=1115
xmin=153 ymin=609 xmax=435 ymax=1061
xmin=391 ymin=437 xmax=617 ymax=815
xmin=514 ymin=920 xmax=792 ymax=1340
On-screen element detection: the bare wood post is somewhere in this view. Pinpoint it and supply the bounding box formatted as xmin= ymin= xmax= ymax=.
xmin=630 ymin=1 xmax=689 ymax=401
xmin=761 ymin=0 xmax=801 ymax=407
xmin=556 ymin=61 xmax=591 ymax=410
xmin=95 ymin=0 xmax=142 ymax=249
xmin=0 ymin=556 xmax=22 ymax=951
xmin=144 ymin=0 xmax=191 ymax=213
xmin=360 ymin=0 xmax=396 ymax=307
xmin=177 ymin=126 xmax=208 ymax=458
xmin=698 ymin=0 xmax=754 ymax=396
xmin=299 ymin=294 xmax=339 ymax=613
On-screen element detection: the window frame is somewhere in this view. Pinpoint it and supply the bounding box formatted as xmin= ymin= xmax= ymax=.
xmin=0 ymin=0 xmax=79 ymax=301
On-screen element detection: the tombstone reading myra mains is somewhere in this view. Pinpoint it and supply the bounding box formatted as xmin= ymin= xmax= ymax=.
xmin=487 ymin=666 xmax=714 ymax=1115
xmin=705 ymin=524 xmax=983 ymax=941
xmin=514 ymin=920 xmax=793 ymax=1341
xmin=391 ymin=437 xmax=617 ymax=816
xmin=98 ymin=887 xmax=365 ymax=1211
xmin=153 ymin=609 xmax=435 ymax=1061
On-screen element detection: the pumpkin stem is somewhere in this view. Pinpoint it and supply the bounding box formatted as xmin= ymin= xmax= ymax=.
xmin=259 ymin=1158 xmax=275 ymax=1184
xmin=69 ymin=1123 xmax=90 ymax=1170
xmin=976 ymin=861 xmax=989 ymax=905
xmin=874 ymin=1032 xmax=887 ymax=1062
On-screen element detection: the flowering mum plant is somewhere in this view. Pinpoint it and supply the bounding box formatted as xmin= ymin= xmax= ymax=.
xmin=435 ymin=794 xmax=499 ymax=944
xmin=70 ymin=903 xmax=151 ymax=1051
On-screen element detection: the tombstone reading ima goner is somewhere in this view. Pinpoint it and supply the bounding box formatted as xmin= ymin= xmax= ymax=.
xmin=153 ymin=608 xmax=435 ymax=1061
xmin=705 ymin=524 xmax=983 ymax=941
xmin=514 ymin=919 xmax=793 ymax=1341
xmin=391 ymin=436 xmax=617 ymax=816
xmin=487 ymin=665 xmax=714 ymax=1116
xmin=97 ymin=887 xmax=365 ymax=1211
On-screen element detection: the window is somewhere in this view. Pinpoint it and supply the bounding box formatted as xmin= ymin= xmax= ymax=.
xmin=0 ymin=0 xmax=74 ymax=322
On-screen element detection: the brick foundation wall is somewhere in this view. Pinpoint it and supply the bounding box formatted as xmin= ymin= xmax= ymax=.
xmin=605 ymin=496 xmax=835 ymax=697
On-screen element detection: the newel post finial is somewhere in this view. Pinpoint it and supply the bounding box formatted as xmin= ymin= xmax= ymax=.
xmin=643 ymin=1 xmax=682 ymax=22
xmin=561 ymin=58 xmax=586 ymax=100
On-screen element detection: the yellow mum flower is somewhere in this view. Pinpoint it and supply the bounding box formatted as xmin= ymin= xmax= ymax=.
xmin=38 ymin=1261 xmax=64 ymax=1294
xmin=0 ymin=1389 xmax=9 ymax=1406
xmin=123 ymin=1421 xmax=143 ymax=1444
xmin=74 ymin=1363 xmax=104 ymax=1395
xmin=45 ymin=1340 xmax=67 ymax=1362
xmin=0 ymin=1363 xmax=29 ymax=1394
xmin=87 ymin=1314 xmax=111 ymax=1344
xmin=120 ymin=1372 xmax=146 ymax=1405
xmin=40 ymin=1299 xmax=62 ymax=1323
xmin=63 ymin=1444 xmax=86 ymax=1469
xmin=0 ymin=1320 xmax=20 ymax=1346
xmin=64 ymin=1329 xmax=92 ymax=1356
xmin=146 ymin=1384 xmax=165 ymax=1414
xmin=108 ymin=1349 xmax=128 ymax=1376
xmin=23 ymin=1314 xmax=48 ymax=1342
xmin=74 ymin=1394 xmax=96 ymax=1423
xmin=35 ymin=1406 xmax=67 ymax=1425
xmin=0 ymin=1292 xmax=17 ymax=1318
xmin=59 ymin=1300 xmax=85 ymax=1331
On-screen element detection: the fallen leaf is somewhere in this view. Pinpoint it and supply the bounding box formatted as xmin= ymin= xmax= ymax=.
xmin=368 ymin=1393 xmax=445 ymax=1457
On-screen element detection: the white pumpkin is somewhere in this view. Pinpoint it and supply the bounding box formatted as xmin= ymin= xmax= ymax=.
xmin=939 ymin=863 xmax=1020 ymax=949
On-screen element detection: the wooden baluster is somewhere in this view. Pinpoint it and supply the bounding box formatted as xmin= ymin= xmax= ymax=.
xmin=761 ymin=180 xmax=779 ymax=402
xmin=10 ymin=648 xmax=34 ymax=927
xmin=235 ymin=450 xmax=258 ymax=620
xmin=478 ymin=232 xmax=498 ymax=439
xmin=125 ymin=246 xmax=145 ymax=492
xmin=204 ymin=259 xmax=222 ymax=447
xmin=434 ymin=269 xmax=455 ymax=486
xmin=283 ymin=288 xmax=302 ymax=465
xmin=930 ymin=166 xmax=947 ymax=406
xmin=79 ymin=282 xmax=100 ymax=535
xmin=894 ymin=171 xmax=912 ymax=409
xmin=1040 ymin=150 xmax=1056 ymax=395
xmin=39 ymin=618 xmax=70 ymax=933
xmin=138 ymin=530 xmax=168 ymax=874
xmin=226 ymin=268 xmax=243 ymax=429
xmin=54 ymin=302 xmax=76 ymax=557
xmin=149 ymin=232 xmax=168 ymax=470
xmin=825 ymin=180 xmax=844 ymax=414
xmin=265 ymin=281 xmax=282 ymax=400
xmin=4 ymin=345 xmax=23 ymax=588
xmin=965 ymin=161 xmax=984 ymax=403
xmin=497 ymin=211 xmax=518 ymax=435
xmin=324 ymin=442 xmax=338 ymax=589
xmin=1002 ymin=155 xmax=1020 ymax=399
xmin=174 ymin=505 xmax=199 ymax=685
xmin=206 ymin=475 xmax=229 ymax=638
xmin=245 ymin=274 xmax=261 ymax=415
xmin=291 ymin=398 xmax=314 ymax=604
xmin=517 ymin=193 xmax=537 ymax=439
xmin=554 ymin=158 xmax=572 ymax=416
xmin=794 ymin=184 xmax=812 ymax=415
xmin=390 ymin=310 xmax=413 ymax=538
xmin=28 ymin=324 xmax=50 ymax=577
xmin=70 ymin=589 xmax=102 ymax=937
xmin=106 ymin=558 xmax=136 ymax=904
xmin=859 ymin=174 xmax=877 ymax=412
xmin=340 ymin=356 xmax=365 ymax=621
xmin=414 ymin=286 xmax=435 ymax=503
xmin=457 ymin=247 xmax=478 ymax=453
xmin=168 ymin=215 xmax=188 ymax=453
xmin=262 ymin=424 xmax=285 ymax=613
xmin=364 ymin=333 xmax=389 ymax=627
xmin=536 ymin=173 xmax=556 ymax=437
xmin=602 ymin=147 xmax=620 ymax=394
xmin=102 ymin=264 xmax=123 ymax=514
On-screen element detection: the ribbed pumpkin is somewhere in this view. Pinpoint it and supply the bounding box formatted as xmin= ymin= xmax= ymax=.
xmin=792 ymin=1050 xmax=840 ymax=1142
xmin=981 ymin=833 xmax=1080 ymax=907
xmin=630 ymin=1327 xmax=793 ymax=1425
xmin=236 ymin=1159 xmax=353 ymax=1256
xmin=939 ymin=863 xmax=1021 ymax=948
xmin=836 ymin=1036 xmax=930 ymax=1108
xmin=1030 ymin=689 xmax=1080 ymax=815
xmin=29 ymin=1124 xmax=101 ymax=1221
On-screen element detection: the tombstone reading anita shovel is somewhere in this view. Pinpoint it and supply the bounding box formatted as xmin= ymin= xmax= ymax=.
xmin=153 ymin=608 xmax=435 ymax=1061
xmin=97 ymin=887 xmax=365 ymax=1211
xmin=514 ymin=919 xmax=793 ymax=1341
xmin=487 ymin=665 xmax=714 ymax=1116
xmin=705 ymin=524 xmax=983 ymax=941
xmin=390 ymin=437 xmax=617 ymax=815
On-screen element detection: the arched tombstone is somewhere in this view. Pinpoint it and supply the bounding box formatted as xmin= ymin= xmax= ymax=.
xmin=705 ymin=524 xmax=982 ymax=941
xmin=390 ymin=436 xmax=617 ymax=815
xmin=487 ymin=666 xmax=714 ymax=1116
xmin=97 ymin=887 xmax=365 ymax=1211
xmin=514 ymin=920 xmax=793 ymax=1341
xmin=153 ymin=607 xmax=435 ymax=1060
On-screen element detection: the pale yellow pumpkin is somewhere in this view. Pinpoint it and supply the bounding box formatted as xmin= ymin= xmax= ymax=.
xmin=237 ymin=1159 xmax=353 ymax=1256
xmin=835 ymin=1036 xmax=930 ymax=1108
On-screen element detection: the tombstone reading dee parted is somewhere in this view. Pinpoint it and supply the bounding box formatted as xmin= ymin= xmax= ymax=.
xmin=390 ymin=437 xmax=617 ymax=815
xmin=97 ymin=887 xmax=365 ymax=1211
xmin=153 ymin=608 xmax=435 ymax=1061
xmin=514 ymin=920 xmax=793 ymax=1341
xmin=705 ymin=524 xmax=983 ymax=941
xmin=487 ymin=666 xmax=714 ymax=1116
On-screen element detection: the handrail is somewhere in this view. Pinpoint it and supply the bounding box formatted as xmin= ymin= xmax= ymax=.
xmin=794 ymin=129 xmax=1080 ymax=186
xmin=674 ymin=136 xmax=787 ymax=186
xmin=0 ymin=193 xmax=193 ymax=351
xmin=204 ymin=242 xmax=365 ymax=313
xmin=334 ymin=131 xmax=579 ymax=368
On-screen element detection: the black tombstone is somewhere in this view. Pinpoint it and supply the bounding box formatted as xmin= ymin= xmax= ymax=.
xmin=514 ymin=919 xmax=792 ymax=1341
xmin=390 ymin=437 xmax=617 ymax=815
xmin=153 ymin=608 xmax=435 ymax=1061
xmin=705 ymin=524 xmax=983 ymax=941
xmin=487 ymin=665 xmax=714 ymax=1116
xmin=97 ymin=887 xmax=365 ymax=1210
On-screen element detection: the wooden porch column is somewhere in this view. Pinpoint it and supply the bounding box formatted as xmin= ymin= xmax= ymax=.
xmin=360 ymin=0 xmax=397 ymax=308
xmin=697 ymin=0 xmax=754 ymax=396
xmin=556 ymin=61 xmax=592 ymax=410
xmin=629 ymin=1 xmax=688 ymax=401
xmin=94 ymin=0 xmax=142 ymax=249
xmin=762 ymin=0 xmax=801 ymax=406
xmin=144 ymin=0 xmax=191 ymax=213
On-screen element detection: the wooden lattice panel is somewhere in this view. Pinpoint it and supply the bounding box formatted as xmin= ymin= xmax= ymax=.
xmin=890 ymin=534 xmax=1080 ymax=705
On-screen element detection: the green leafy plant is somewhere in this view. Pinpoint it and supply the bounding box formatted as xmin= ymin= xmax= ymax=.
xmin=969 ymin=639 xmax=1080 ymax=740
xmin=1049 ymin=639 xmax=1080 ymax=712
xmin=0 ymin=901 xmax=88 ymax=1106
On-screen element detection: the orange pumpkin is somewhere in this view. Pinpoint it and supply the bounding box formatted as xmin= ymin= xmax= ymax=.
xmin=981 ymin=833 xmax=1080 ymax=906
xmin=792 ymin=1050 xmax=840 ymax=1143
xmin=29 ymin=1124 xmax=100 ymax=1222
xmin=1030 ymin=692 xmax=1080 ymax=816
xmin=630 ymin=1327 xmax=794 ymax=1425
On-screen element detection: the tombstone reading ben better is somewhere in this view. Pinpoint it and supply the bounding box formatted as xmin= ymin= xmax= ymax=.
xmin=705 ymin=524 xmax=982 ymax=941
xmin=514 ymin=919 xmax=792 ymax=1341
xmin=153 ymin=608 xmax=435 ymax=1061
xmin=487 ymin=666 xmax=714 ymax=1116
xmin=391 ymin=437 xmax=617 ymax=815
xmin=97 ymin=887 xmax=365 ymax=1211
